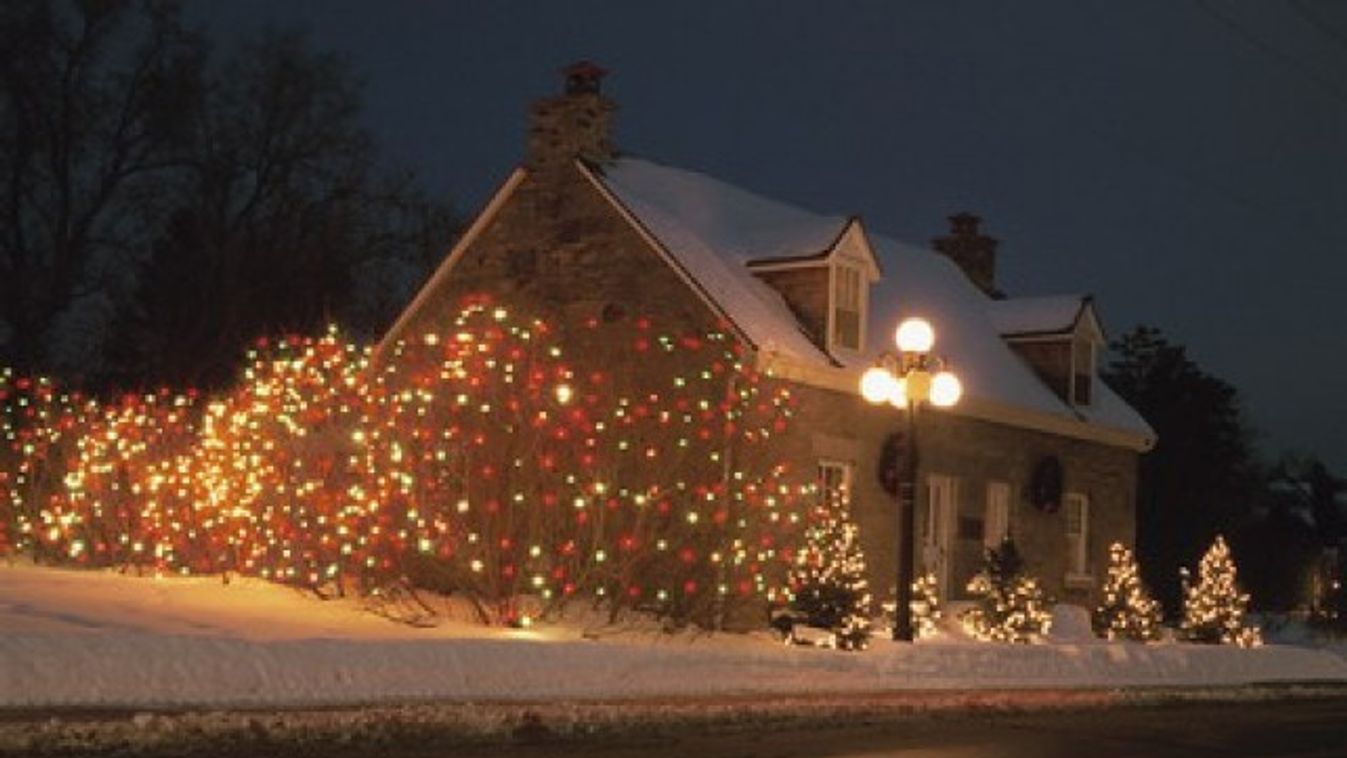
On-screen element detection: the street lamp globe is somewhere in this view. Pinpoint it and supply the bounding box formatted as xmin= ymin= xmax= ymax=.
xmin=860 ymin=366 xmax=897 ymax=404
xmin=888 ymin=375 xmax=909 ymax=408
xmin=930 ymin=371 xmax=963 ymax=408
xmin=895 ymin=317 xmax=935 ymax=353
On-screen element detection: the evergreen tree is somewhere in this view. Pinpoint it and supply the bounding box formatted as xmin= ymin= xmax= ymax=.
xmin=962 ymin=538 xmax=1051 ymax=643
xmin=789 ymin=495 xmax=872 ymax=650
xmin=1102 ymin=326 xmax=1262 ymax=617
xmin=1093 ymin=542 xmax=1163 ymax=641
xmin=1181 ymin=535 xmax=1261 ymax=647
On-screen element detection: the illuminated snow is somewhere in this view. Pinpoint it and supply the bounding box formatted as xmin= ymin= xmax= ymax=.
xmin=2 ymin=564 xmax=1342 ymax=709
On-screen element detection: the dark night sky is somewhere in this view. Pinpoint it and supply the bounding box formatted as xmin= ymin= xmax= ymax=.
xmin=189 ymin=0 xmax=1347 ymax=471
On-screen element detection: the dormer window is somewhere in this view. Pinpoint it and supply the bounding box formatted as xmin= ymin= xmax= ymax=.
xmin=990 ymin=295 xmax=1104 ymax=410
xmin=746 ymin=217 xmax=881 ymax=357
xmin=1071 ymin=335 xmax=1094 ymax=406
xmin=832 ymin=264 xmax=863 ymax=351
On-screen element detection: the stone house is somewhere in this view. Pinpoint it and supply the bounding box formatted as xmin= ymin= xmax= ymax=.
xmin=382 ymin=63 xmax=1155 ymax=609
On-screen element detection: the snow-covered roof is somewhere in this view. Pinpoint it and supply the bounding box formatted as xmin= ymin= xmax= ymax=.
xmin=595 ymin=157 xmax=1153 ymax=443
xmin=986 ymin=295 xmax=1091 ymax=337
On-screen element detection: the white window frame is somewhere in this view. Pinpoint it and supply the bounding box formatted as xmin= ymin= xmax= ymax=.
xmin=827 ymin=262 xmax=866 ymax=354
xmin=818 ymin=460 xmax=853 ymax=512
xmin=984 ymin=481 xmax=1011 ymax=549
xmin=1064 ymin=492 xmax=1091 ymax=586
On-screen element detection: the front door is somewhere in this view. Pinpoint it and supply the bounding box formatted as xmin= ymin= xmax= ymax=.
xmin=923 ymin=475 xmax=958 ymax=599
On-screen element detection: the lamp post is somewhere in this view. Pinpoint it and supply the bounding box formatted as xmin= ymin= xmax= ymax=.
xmin=859 ymin=317 xmax=962 ymax=641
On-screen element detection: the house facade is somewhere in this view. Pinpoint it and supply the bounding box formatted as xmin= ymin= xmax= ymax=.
xmin=382 ymin=64 xmax=1155 ymax=610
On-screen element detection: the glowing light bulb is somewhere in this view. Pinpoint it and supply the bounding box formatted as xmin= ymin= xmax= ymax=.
xmin=554 ymin=383 xmax=573 ymax=405
xmin=888 ymin=376 xmax=909 ymax=409
xmin=859 ymin=367 xmax=896 ymax=404
xmin=895 ymin=318 xmax=935 ymax=353
xmin=930 ymin=371 xmax=963 ymax=408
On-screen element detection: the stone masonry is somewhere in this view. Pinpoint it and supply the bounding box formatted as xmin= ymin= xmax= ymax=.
xmin=780 ymin=379 xmax=1136 ymax=608
xmin=387 ymin=67 xmax=1141 ymax=620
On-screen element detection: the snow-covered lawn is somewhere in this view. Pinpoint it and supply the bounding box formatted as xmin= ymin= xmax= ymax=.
xmin=3 ymin=562 xmax=1345 ymax=709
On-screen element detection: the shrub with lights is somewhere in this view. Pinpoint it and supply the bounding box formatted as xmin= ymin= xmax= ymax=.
xmin=1 ymin=301 xmax=808 ymax=630
xmin=1092 ymin=542 xmax=1163 ymax=642
xmin=961 ymin=537 xmax=1052 ymax=643
xmin=911 ymin=572 xmax=943 ymax=639
xmin=1180 ymin=535 xmax=1261 ymax=647
xmin=787 ymin=491 xmax=871 ymax=650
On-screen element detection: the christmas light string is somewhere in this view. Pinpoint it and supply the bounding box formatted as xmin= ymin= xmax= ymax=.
xmin=1 ymin=302 xmax=809 ymax=627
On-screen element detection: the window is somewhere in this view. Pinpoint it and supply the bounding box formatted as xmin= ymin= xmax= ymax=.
xmin=818 ymin=461 xmax=852 ymax=512
xmin=832 ymin=265 xmax=862 ymax=351
xmin=1064 ymin=493 xmax=1090 ymax=579
xmin=1071 ymin=337 xmax=1094 ymax=406
xmin=984 ymin=481 xmax=1010 ymax=549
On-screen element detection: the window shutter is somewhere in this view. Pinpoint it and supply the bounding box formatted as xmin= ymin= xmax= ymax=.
xmin=984 ymin=482 xmax=1010 ymax=548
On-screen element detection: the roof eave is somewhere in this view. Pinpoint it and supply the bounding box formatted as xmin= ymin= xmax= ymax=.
xmin=757 ymin=350 xmax=1155 ymax=453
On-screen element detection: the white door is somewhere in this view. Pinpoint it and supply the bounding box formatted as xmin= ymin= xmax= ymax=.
xmin=923 ymin=475 xmax=958 ymax=599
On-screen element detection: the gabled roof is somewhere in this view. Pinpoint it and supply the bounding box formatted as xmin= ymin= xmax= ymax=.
xmin=588 ymin=160 xmax=834 ymax=366
xmin=591 ymin=156 xmax=1154 ymax=448
xmin=745 ymin=217 xmax=882 ymax=282
xmin=987 ymin=295 xmax=1103 ymax=340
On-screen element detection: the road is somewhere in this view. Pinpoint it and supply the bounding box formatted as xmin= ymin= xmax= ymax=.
xmin=392 ymin=697 xmax=1347 ymax=758
xmin=8 ymin=694 xmax=1347 ymax=756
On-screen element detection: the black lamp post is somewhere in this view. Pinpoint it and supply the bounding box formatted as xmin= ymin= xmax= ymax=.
xmin=859 ymin=317 xmax=962 ymax=642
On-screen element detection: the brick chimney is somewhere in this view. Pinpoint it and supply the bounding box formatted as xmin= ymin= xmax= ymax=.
xmin=932 ymin=212 xmax=1002 ymax=298
xmin=526 ymin=61 xmax=617 ymax=171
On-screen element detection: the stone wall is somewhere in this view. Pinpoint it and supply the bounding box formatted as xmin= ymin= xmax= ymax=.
xmin=778 ymin=380 xmax=1137 ymax=609
xmin=527 ymin=92 xmax=616 ymax=171
xmin=388 ymin=158 xmax=1139 ymax=620
xmin=390 ymin=163 xmax=720 ymax=343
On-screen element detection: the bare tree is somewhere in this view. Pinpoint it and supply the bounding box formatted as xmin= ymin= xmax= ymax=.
xmin=0 ymin=0 xmax=202 ymax=376
xmin=112 ymin=31 xmax=455 ymax=391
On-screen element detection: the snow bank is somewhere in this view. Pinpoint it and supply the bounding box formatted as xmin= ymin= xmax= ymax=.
xmin=2 ymin=564 xmax=1345 ymax=709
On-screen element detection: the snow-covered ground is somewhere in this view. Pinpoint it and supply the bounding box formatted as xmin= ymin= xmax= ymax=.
xmin=3 ymin=562 xmax=1346 ymax=710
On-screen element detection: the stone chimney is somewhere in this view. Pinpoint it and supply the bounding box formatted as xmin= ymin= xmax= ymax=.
xmin=526 ymin=61 xmax=617 ymax=171
xmin=932 ymin=212 xmax=1002 ymax=298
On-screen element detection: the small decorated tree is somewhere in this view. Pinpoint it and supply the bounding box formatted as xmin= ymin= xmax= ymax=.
xmin=789 ymin=494 xmax=872 ymax=650
xmin=962 ymin=537 xmax=1051 ymax=643
xmin=911 ymin=572 xmax=943 ymax=639
xmin=1093 ymin=542 xmax=1163 ymax=642
xmin=1181 ymin=535 xmax=1261 ymax=647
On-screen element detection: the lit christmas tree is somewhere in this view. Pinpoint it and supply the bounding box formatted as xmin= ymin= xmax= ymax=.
xmin=910 ymin=572 xmax=942 ymax=639
xmin=1180 ymin=535 xmax=1262 ymax=647
xmin=962 ymin=537 xmax=1051 ymax=643
xmin=1092 ymin=542 xmax=1163 ymax=642
xmin=788 ymin=491 xmax=871 ymax=650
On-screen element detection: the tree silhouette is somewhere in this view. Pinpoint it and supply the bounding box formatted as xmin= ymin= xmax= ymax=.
xmin=1102 ymin=326 xmax=1262 ymax=617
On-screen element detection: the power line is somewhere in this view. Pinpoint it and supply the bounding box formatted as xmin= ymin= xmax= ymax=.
xmin=1289 ymin=0 xmax=1347 ymax=52
xmin=1193 ymin=0 xmax=1347 ymax=109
